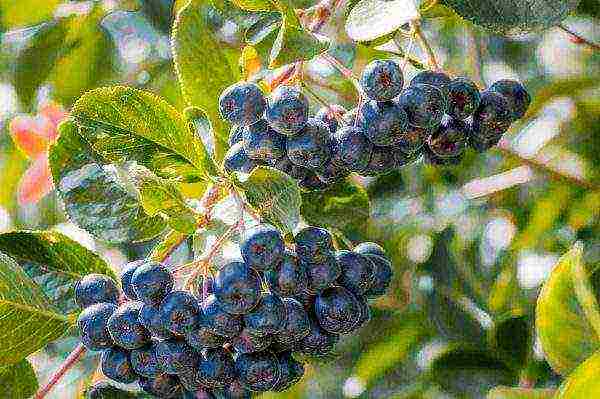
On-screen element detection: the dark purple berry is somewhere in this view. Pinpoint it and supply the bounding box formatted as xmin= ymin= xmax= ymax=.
xmin=360 ymin=59 xmax=404 ymax=102
xmin=294 ymin=226 xmax=334 ymax=264
xmin=394 ymin=147 xmax=422 ymax=168
xmin=213 ymin=379 xmax=250 ymax=399
xmin=354 ymin=242 xmax=387 ymax=259
xmin=472 ymin=91 xmax=513 ymax=139
xmin=235 ymin=352 xmax=281 ymax=392
xmin=244 ymin=293 xmax=285 ymax=336
xmin=423 ymin=147 xmax=463 ymax=166
xmin=294 ymin=316 xmax=338 ymax=357
xmin=202 ymin=294 xmax=243 ymax=338
xmin=358 ymin=100 xmax=409 ymax=146
xmin=159 ymin=290 xmax=200 ymax=335
xmin=242 ymin=119 xmax=287 ymax=162
xmin=274 ymin=298 xmax=310 ymax=346
xmin=223 ymin=142 xmax=263 ymax=174
xmin=316 ymin=159 xmax=350 ymax=185
xmin=489 ymin=79 xmax=530 ymax=119
xmin=240 ymin=224 xmax=285 ymax=271
xmin=85 ymin=381 xmax=133 ymax=399
xmin=336 ymin=250 xmax=375 ymax=295
xmin=185 ymin=321 xmax=226 ymax=350
xmin=273 ymin=353 xmax=304 ymax=392
xmin=398 ymin=83 xmax=446 ymax=129
xmin=184 ymin=388 xmax=215 ymax=399
xmin=108 ymin=301 xmax=150 ymax=350
xmin=195 ymin=348 xmax=236 ymax=388
xmin=363 ymin=255 xmax=393 ymax=298
xmin=265 ymin=85 xmax=309 ymax=135
xmin=78 ymin=303 xmax=117 ymax=351
xmin=447 ymin=77 xmax=481 ymax=120
xmin=305 ymin=255 xmax=341 ymax=294
xmin=139 ymin=374 xmax=182 ymax=398
xmin=232 ymin=328 xmax=273 ymax=354
xmin=272 ymin=155 xmax=310 ymax=180
xmin=469 ymin=131 xmax=502 ymax=152
xmin=331 ymin=126 xmax=373 ymax=172
xmin=100 ymin=347 xmax=137 ymax=384
xmin=131 ymin=342 xmax=160 ymax=378
xmin=411 ymin=70 xmax=451 ymax=97
xmin=213 ymin=261 xmax=262 ymax=315
xmin=131 ymin=261 xmax=174 ymax=305
xmin=75 ymin=274 xmax=119 ymax=308
xmin=219 ymin=82 xmax=266 ymax=126
xmin=427 ymin=116 xmax=469 ymax=159
xmin=228 ymin=125 xmax=244 ymax=146
xmin=120 ymin=260 xmax=144 ymax=301
xmin=315 ymin=104 xmax=346 ymax=133
xmin=314 ymin=286 xmax=362 ymax=334
xmin=264 ymin=250 xmax=307 ymax=297
xmin=286 ymin=118 xmax=331 ymax=169
xmin=139 ymin=304 xmax=176 ymax=341
xmin=396 ymin=124 xmax=430 ymax=155
xmin=355 ymin=294 xmax=372 ymax=329
xmin=361 ymin=145 xmax=397 ymax=176
xmin=156 ymin=339 xmax=199 ymax=375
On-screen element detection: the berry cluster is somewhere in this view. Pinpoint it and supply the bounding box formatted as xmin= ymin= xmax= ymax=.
xmin=76 ymin=224 xmax=393 ymax=398
xmin=220 ymin=59 xmax=530 ymax=189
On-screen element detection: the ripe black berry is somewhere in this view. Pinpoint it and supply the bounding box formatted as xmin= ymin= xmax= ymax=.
xmin=265 ymin=85 xmax=309 ymax=135
xmin=120 ymin=260 xmax=144 ymax=301
xmin=274 ymin=297 xmax=310 ymax=346
xmin=201 ymin=294 xmax=243 ymax=338
xmin=489 ymin=79 xmax=530 ymax=120
xmin=363 ymin=254 xmax=393 ymax=298
xmin=78 ymin=302 xmax=117 ymax=351
xmin=314 ymin=286 xmax=362 ymax=334
xmin=361 ymin=145 xmax=398 ymax=176
xmin=315 ymin=104 xmax=346 ymax=133
xmin=235 ymin=352 xmax=281 ymax=392
xmin=219 ymin=82 xmax=266 ymax=126
xmin=131 ymin=261 xmax=174 ymax=305
xmin=131 ymin=342 xmax=160 ymax=378
xmin=472 ymin=90 xmax=513 ymax=139
xmin=427 ymin=116 xmax=469 ymax=159
xmin=100 ymin=347 xmax=137 ymax=384
xmin=305 ymin=255 xmax=341 ymax=293
xmin=286 ymin=118 xmax=331 ymax=169
xmin=331 ymin=126 xmax=373 ymax=172
xmin=185 ymin=322 xmax=226 ymax=350
xmin=107 ymin=301 xmax=151 ymax=350
xmin=447 ymin=77 xmax=481 ymax=120
xmin=294 ymin=226 xmax=334 ymax=264
xmin=139 ymin=303 xmax=176 ymax=341
xmin=244 ymin=293 xmax=286 ymax=336
xmin=316 ymin=159 xmax=350 ymax=185
xmin=360 ymin=59 xmax=404 ymax=102
xmin=354 ymin=242 xmax=387 ymax=258
xmin=195 ymin=348 xmax=236 ymax=388
xmin=294 ymin=316 xmax=339 ymax=358
xmin=223 ymin=142 xmax=264 ymax=174
xmin=264 ymin=250 xmax=307 ymax=297
xmin=272 ymin=155 xmax=310 ymax=180
xmin=358 ymin=100 xmax=409 ymax=146
xmin=213 ymin=379 xmax=251 ymax=399
xmin=336 ymin=250 xmax=375 ymax=295
xmin=411 ymin=70 xmax=452 ymax=97
xmin=139 ymin=374 xmax=182 ymax=399
xmin=229 ymin=124 xmax=244 ymax=146
xmin=214 ymin=261 xmax=261 ymax=314
xmin=158 ymin=290 xmax=200 ymax=335
xmin=231 ymin=328 xmax=273 ymax=354
xmin=75 ymin=274 xmax=119 ymax=308
xmin=242 ymin=119 xmax=287 ymax=162
xmin=155 ymin=338 xmax=199 ymax=375
xmin=398 ymin=83 xmax=446 ymax=129
xmin=273 ymin=353 xmax=305 ymax=392
xmin=240 ymin=224 xmax=285 ymax=271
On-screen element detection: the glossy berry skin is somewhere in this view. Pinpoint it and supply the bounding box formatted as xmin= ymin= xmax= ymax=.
xmin=240 ymin=224 xmax=285 ymax=271
xmin=272 ymin=155 xmax=309 ymax=180
xmin=305 ymin=255 xmax=341 ymax=294
xmin=202 ymin=294 xmax=243 ymax=338
xmin=427 ymin=116 xmax=469 ymax=159
xmin=242 ymin=119 xmax=287 ymax=162
xmin=213 ymin=263 xmax=261 ymax=317
xmin=354 ymin=242 xmax=387 ymax=258
xmin=223 ymin=142 xmax=262 ymax=174
xmin=331 ymin=126 xmax=373 ymax=172
xmin=235 ymin=352 xmax=281 ymax=392
xmin=447 ymin=77 xmax=481 ymax=120
xmin=158 ymin=290 xmax=200 ymax=335
xmin=363 ymin=254 xmax=393 ymax=298
xmin=232 ymin=328 xmax=272 ymax=354
xmin=139 ymin=304 xmax=176 ymax=340
xmin=398 ymin=83 xmax=446 ymax=129
xmin=264 ymin=250 xmax=307 ymax=297
xmin=244 ymin=293 xmax=285 ymax=336
xmin=358 ymin=100 xmax=409 ymax=146
xmin=298 ymin=172 xmax=329 ymax=191
xmin=108 ymin=301 xmax=150 ymax=350
xmin=139 ymin=374 xmax=182 ymax=399
xmin=472 ymin=91 xmax=513 ymax=139
xmin=213 ymin=379 xmax=250 ymax=399
xmin=194 ymin=349 xmax=236 ymax=388
xmin=273 ymin=353 xmax=304 ymax=392
xmin=156 ymin=339 xmax=199 ymax=375
xmin=75 ymin=274 xmax=119 ymax=308
xmin=131 ymin=261 xmax=174 ymax=305
xmin=265 ymin=85 xmax=309 ymax=135
xmin=361 ymin=145 xmax=397 ymax=176
xmin=360 ymin=59 xmax=404 ymax=102
xmin=396 ymin=125 xmax=430 ymax=155
xmin=120 ymin=260 xmax=144 ymax=301
xmin=131 ymin=342 xmax=160 ymax=378
xmin=185 ymin=322 xmax=226 ymax=350
xmin=315 ymin=104 xmax=346 ymax=133
xmin=286 ymin=118 xmax=331 ymax=169
xmin=315 ymin=286 xmax=362 ymax=334
xmin=489 ymin=79 xmax=530 ymax=120
xmin=100 ymin=347 xmax=137 ymax=384
xmin=294 ymin=316 xmax=339 ymax=357
xmin=219 ymin=82 xmax=266 ymax=126
xmin=336 ymin=250 xmax=375 ymax=295
xmin=411 ymin=70 xmax=451 ymax=97
xmin=78 ymin=303 xmax=117 ymax=351
xmin=294 ymin=226 xmax=334 ymax=264
xmin=228 ymin=125 xmax=244 ymax=146
xmin=316 ymin=159 xmax=350 ymax=185
xmin=275 ymin=298 xmax=310 ymax=346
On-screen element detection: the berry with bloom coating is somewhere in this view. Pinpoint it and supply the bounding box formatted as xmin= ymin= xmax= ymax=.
xmin=214 ymin=261 xmax=262 ymax=314
xmin=358 ymin=100 xmax=409 ymax=146
xmin=202 ymin=294 xmax=243 ymax=338
xmin=229 ymin=124 xmax=244 ymax=146
xmin=273 ymin=353 xmax=304 ymax=392
xmin=264 ymin=250 xmax=307 ymax=297
xmin=120 ymin=260 xmax=144 ymax=300
xmin=265 ymin=85 xmax=309 ymax=135
xmin=223 ymin=142 xmax=263 ymax=174
xmin=489 ymin=79 xmax=530 ymax=120
xmin=139 ymin=304 xmax=176 ymax=341
xmin=156 ymin=339 xmax=199 ymax=375
xmin=336 ymin=250 xmax=375 ymax=295
xmin=235 ymin=352 xmax=281 ymax=392
xmin=361 ymin=145 xmax=397 ymax=176
xmin=275 ymin=297 xmax=310 ymax=346
xmin=472 ymin=90 xmax=513 ymax=139
xmin=213 ymin=379 xmax=251 ymax=399
xmin=447 ymin=77 xmax=481 ymax=120
xmin=427 ymin=116 xmax=470 ymax=159
xmin=360 ymin=59 xmax=404 ymax=102
xmin=354 ymin=242 xmax=387 ymax=258
xmin=411 ymin=70 xmax=451 ymax=97
xmin=185 ymin=320 xmax=226 ymax=350
xmin=294 ymin=226 xmax=334 ymax=264
xmin=244 ymin=293 xmax=286 ymax=336
xmin=286 ymin=118 xmax=331 ymax=169
xmin=158 ymin=290 xmax=200 ymax=335
xmin=305 ymin=255 xmax=341 ymax=294
xmin=331 ymin=126 xmax=373 ymax=172
xmin=272 ymin=155 xmax=310 ymax=180
xmin=314 ymin=286 xmax=362 ymax=334
xmin=398 ymin=83 xmax=446 ymax=129
xmin=75 ymin=274 xmax=119 ymax=308
xmin=294 ymin=316 xmax=339 ymax=357
xmin=240 ymin=224 xmax=285 ymax=271
xmin=363 ymin=254 xmax=393 ymax=298
xmin=100 ymin=347 xmax=137 ymax=384
xmin=219 ymin=82 xmax=266 ymax=126
xmin=315 ymin=104 xmax=346 ymax=133
xmin=139 ymin=374 xmax=182 ymax=399
xmin=396 ymin=125 xmax=430 ymax=155
xmin=195 ymin=348 xmax=236 ymax=388
xmin=131 ymin=342 xmax=160 ymax=378
xmin=316 ymin=158 xmax=350 ymax=185
xmin=78 ymin=303 xmax=117 ymax=351
xmin=108 ymin=301 xmax=151 ymax=350
xmin=131 ymin=261 xmax=174 ymax=305
xmin=242 ymin=119 xmax=287 ymax=162
xmin=232 ymin=328 xmax=273 ymax=354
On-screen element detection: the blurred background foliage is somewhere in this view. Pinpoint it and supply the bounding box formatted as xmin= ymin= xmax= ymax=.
xmin=0 ymin=0 xmax=599 ymax=398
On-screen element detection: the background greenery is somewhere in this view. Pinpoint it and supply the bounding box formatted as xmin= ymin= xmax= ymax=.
xmin=0 ymin=0 xmax=598 ymax=398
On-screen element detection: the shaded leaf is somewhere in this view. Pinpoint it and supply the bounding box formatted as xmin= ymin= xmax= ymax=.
xmin=0 ymin=251 xmax=71 ymax=364
xmin=231 ymin=0 xmax=275 ymax=12
xmin=535 ymin=243 xmax=600 ymax=375
xmin=555 ymin=350 xmax=600 ymax=398
xmin=488 ymin=314 xmax=531 ymax=369
xmin=269 ymin=16 xmax=328 ymax=68
xmin=140 ymin=0 xmax=176 ymax=34
xmin=0 ymin=359 xmax=39 ymax=399
xmin=0 ymin=0 xmax=60 ymax=30
xmin=487 ymin=387 xmax=555 ymax=399
xmin=346 ymin=0 xmax=419 ymax=42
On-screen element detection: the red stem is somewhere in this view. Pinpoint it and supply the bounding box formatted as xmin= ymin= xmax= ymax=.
xmin=558 ymin=24 xmax=600 ymax=51
xmin=34 ymin=343 xmax=87 ymax=399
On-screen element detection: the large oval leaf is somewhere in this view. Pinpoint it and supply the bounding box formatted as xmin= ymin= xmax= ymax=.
xmin=0 ymin=0 xmax=60 ymax=30
xmin=0 ymin=359 xmax=38 ymax=399
xmin=0 ymin=251 xmax=71 ymax=364
xmin=535 ymin=243 xmax=600 ymax=375
xmin=556 ymin=350 xmax=600 ymax=398
xmin=487 ymin=387 xmax=555 ymax=399
xmin=346 ymin=0 xmax=419 ymax=42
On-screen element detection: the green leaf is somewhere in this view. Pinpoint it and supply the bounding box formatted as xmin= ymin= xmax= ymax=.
xmin=442 ymin=0 xmax=580 ymax=34
xmin=173 ymin=0 xmax=242 ymax=160
xmin=140 ymin=0 xmax=176 ymax=34
xmin=346 ymin=0 xmax=419 ymax=42
xmin=0 ymin=359 xmax=39 ymax=399
xmin=269 ymin=16 xmax=328 ymax=68
xmin=487 ymin=387 xmax=555 ymax=399
xmin=0 ymin=0 xmax=60 ymax=30
xmin=238 ymin=166 xmax=301 ymax=234
xmin=0 ymin=251 xmax=72 ymax=364
xmin=556 ymin=350 xmax=600 ymax=398
xmin=149 ymin=229 xmax=190 ymax=263
xmin=301 ymin=180 xmax=370 ymax=235
xmin=535 ymin=243 xmax=600 ymax=375
xmin=70 ymin=86 xmax=216 ymax=182
xmin=230 ymin=0 xmax=275 ymax=12
xmin=488 ymin=314 xmax=531 ymax=369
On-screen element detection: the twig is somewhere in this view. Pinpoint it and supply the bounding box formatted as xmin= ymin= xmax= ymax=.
xmin=34 ymin=343 xmax=87 ymax=399
xmin=411 ymin=21 xmax=440 ymax=71
xmin=301 ymin=82 xmax=344 ymax=125
xmin=558 ymin=24 xmax=600 ymax=51
xmin=229 ymin=185 xmax=261 ymax=222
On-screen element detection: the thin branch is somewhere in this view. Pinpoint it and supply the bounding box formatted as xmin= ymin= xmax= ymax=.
xmin=411 ymin=21 xmax=440 ymax=71
xmin=558 ymin=24 xmax=600 ymax=51
xmin=34 ymin=343 xmax=87 ymax=399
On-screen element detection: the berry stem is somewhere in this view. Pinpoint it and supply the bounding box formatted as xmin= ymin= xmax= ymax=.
xmin=411 ymin=21 xmax=440 ymax=71
xmin=558 ymin=24 xmax=600 ymax=51
xmin=34 ymin=343 xmax=87 ymax=399
xmin=301 ymin=82 xmax=344 ymax=124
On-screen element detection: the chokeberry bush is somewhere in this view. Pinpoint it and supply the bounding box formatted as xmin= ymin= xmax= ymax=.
xmin=0 ymin=0 xmax=598 ymax=398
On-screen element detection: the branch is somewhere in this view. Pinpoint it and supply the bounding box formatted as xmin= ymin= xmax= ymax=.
xmin=34 ymin=343 xmax=87 ymax=399
xmin=410 ymin=21 xmax=440 ymax=71
xmin=558 ymin=24 xmax=600 ymax=51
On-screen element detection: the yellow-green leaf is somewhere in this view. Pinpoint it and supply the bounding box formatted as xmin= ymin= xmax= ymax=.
xmin=0 ymin=359 xmax=38 ymax=399
xmin=556 ymin=350 xmax=600 ymax=398
xmin=487 ymin=387 xmax=555 ymax=399
xmin=0 ymin=0 xmax=60 ymax=30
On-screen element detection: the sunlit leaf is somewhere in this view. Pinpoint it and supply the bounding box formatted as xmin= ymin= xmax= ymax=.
xmin=346 ymin=0 xmax=419 ymax=42
xmin=555 ymin=350 xmax=600 ymax=398
xmin=487 ymin=387 xmax=555 ymax=399
xmin=0 ymin=359 xmax=38 ymax=399
xmin=0 ymin=0 xmax=60 ymax=30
